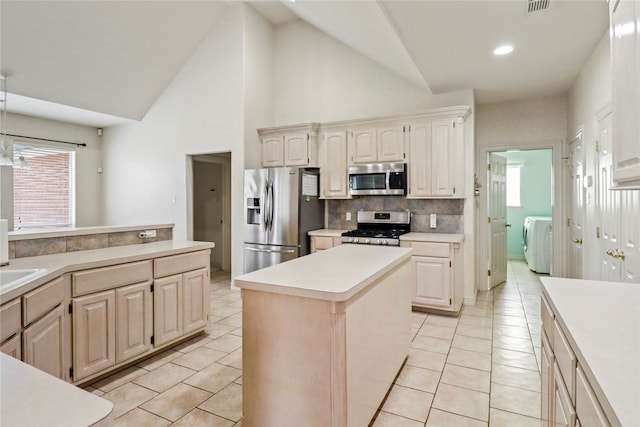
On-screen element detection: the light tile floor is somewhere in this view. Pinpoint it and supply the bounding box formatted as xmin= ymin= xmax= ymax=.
xmin=88 ymin=260 xmax=544 ymax=426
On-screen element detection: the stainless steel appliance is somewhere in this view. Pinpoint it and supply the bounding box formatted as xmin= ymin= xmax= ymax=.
xmin=244 ymin=167 xmax=325 ymax=274
xmin=348 ymin=163 xmax=407 ymax=196
xmin=341 ymin=210 xmax=411 ymax=246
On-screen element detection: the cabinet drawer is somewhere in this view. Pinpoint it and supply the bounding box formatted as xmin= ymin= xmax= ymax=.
xmin=314 ymin=236 xmax=335 ymax=251
xmin=554 ymin=362 xmax=577 ymax=427
xmin=576 ymin=365 xmax=610 ymax=427
xmin=72 ymin=260 xmax=153 ymax=297
xmin=407 ymin=241 xmax=450 ymax=257
xmin=154 ymin=250 xmax=210 ymax=279
xmin=554 ymin=319 xmax=577 ymax=403
xmin=1 ymin=298 xmax=21 ymax=342
xmin=541 ymin=294 xmax=554 ymax=345
xmin=23 ymin=276 xmax=65 ymax=326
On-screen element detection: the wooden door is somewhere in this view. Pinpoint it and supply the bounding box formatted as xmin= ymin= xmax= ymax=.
xmin=153 ymin=274 xmax=183 ymax=346
xmin=349 ymin=128 xmax=377 ymax=164
xmin=261 ymin=135 xmax=284 ymax=168
xmin=488 ymin=153 xmax=508 ymax=287
xmin=23 ymin=305 xmax=66 ymax=380
xmin=183 ymin=269 xmax=209 ymax=335
xmin=116 ymin=282 xmax=152 ymax=363
xmin=596 ymin=108 xmax=621 ymax=281
xmin=321 ymin=131 xmax=348 ymax=198
xmin=284 ymin=133 xmax=308 ymax=166
xmin=408 ymin=121 xmax=430 ymax=197
xmin=431 ymin=119 xmax=455 ymax=196
xmin=412 ymin=256 xmax=451 ymax=308
xmin=376 ymin=125 xmax=405 ymax=162
xmin=569 ymin=134 xmax=585 ymax=278
xmin=73 ymin=291 xmax=115 ymax=380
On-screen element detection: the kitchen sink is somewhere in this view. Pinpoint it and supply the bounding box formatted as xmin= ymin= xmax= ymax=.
xmin=0 ymin=269 xmax=45 ymax=290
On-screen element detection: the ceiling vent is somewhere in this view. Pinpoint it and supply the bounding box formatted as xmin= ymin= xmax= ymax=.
xmin=525 ymin=0 xmax=551 ymax=15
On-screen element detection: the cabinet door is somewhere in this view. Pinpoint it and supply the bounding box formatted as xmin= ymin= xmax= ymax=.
xmin=73 ymin=291 xmax=116 ymax=381
xmin=311 ymin=236 xmax=335 ymax=253
xmin=431 ymin=119 xmax=456 ymax=196
xmin=408 ymin=121 xmax=431 ymax=197
xmin=116 ymin=282 xmax=152 ymax=363
xmin=553 ymin=362 xmax=577 ymax=427
xmin=377 ymin=125 xmax=405 ymax=162
xmin=349 ymin=128 xmax=377 ymax=163
xmin=321 ymin=131 xmax=349 ymax=198
xmin=1 ymin=333 xmax=21 ymax=359
xmin=183 ymin=269 xmax=209 ymax=335
xmin=284 ymin=133 xmax=309 ymax=166
xmin=576 ymin=365 xmax=610 ymax=427
xmin=154 ymin=274 xmax=183 ymax=346
xmin=610 ymin=0 xmax=640 ymax=185
xmin=1 ymin=298 xmax=22 ymax=343
xmin=412 ymin=256 xmax=452 ymax=308
xmin=541 ymin=333 xmax=554 ymax=427
xmin=261 ymin=135 xmax=284 ymax=168
xmin=23 ymin=304 xmax=66 ymax=380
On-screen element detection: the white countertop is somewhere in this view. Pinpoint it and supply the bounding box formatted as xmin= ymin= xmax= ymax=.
xmin=0 ymin=240 xmax=214 ymax=302
xmin=235 ymin=244 xmax=412 ymax=302
xmin=8 ymin=223 xmax=174 ymax=241
xmin=0 ymin=353 xmax=113 ymax=426
xmin=541 ymin=277 xmax=640 ymax=426
xmin=400 ymin=232 xmax=465 ymax=243
xmin=308 ymin=228 xmax=352 ymax=237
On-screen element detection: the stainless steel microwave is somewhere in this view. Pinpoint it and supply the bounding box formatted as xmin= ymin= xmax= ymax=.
xmin=348 ymin=163 xmax=407 ymax=196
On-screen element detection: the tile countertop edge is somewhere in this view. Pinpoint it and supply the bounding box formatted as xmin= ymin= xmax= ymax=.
xmin=0 ymin=240 xmax=214 ymax=303
xmin=541 ymin=277 xmax=640 ymax=427
xmin=8 ymin=223 xmax=175 ymax=241
xmin=235 ymin=245 xmax=413 ymax=302
xmin=400 ymin=232 xmax=465 ymax=243
xmin=1 ymin=353 xmax=113 ymax=427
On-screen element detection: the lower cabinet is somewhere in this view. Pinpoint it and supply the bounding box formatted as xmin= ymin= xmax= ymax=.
xmin=310 ymin=235 xmax=342 ymax=253
xmin=0 ymin=298 xmax=22 ymax=359
xmin=23 ymin=304 xmax=66 ymax=380
xmin=400 ymin=239 xmax=463 ymax=313
xmin=116 ymin=282 xmax=153 ymax=363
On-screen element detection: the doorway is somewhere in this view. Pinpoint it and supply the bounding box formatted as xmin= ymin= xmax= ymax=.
xmin=485 ymin=148 xmax=554 ymax=289
xmin=190 ymin=153 xmax=231 ymax=272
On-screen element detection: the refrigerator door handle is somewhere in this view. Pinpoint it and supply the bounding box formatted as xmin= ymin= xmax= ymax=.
xmin=267 ymin=181 xmax=274 ymax=232
xmin=262 ymin=182 xmax=270 ymax=229
xmin=246 ymin=247 xmax=296 ymax=254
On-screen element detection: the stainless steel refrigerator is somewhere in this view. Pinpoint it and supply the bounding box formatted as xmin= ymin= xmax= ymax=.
xmin=243 ymin=167 xmax=325 ymax=274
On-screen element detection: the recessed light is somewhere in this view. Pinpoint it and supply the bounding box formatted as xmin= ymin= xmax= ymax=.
xmin=493 ymin=45 xmax=514 ymax=56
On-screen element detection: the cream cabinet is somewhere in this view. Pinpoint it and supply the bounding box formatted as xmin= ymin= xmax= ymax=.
xmin=0 ymin=298 xmax=22 ymax=359
xmin=610 ymin=0 xmax=640 ymax=187
xmin=348 ymin=125 xmax=405 ymax=164
xmin=408 ymin=116 xmax=464 ymax=198
xmin=541 ymin=294 xmax=612 ymax=427
xmin=23 ymin=304 xmax=66 ymax=380
xmin=258 ymin=124 xmax=320 ymax=168
xmin=319 ymin=130 xmax=350 ymax=199
xmin=153 ymin=251 xmax=210 ymax=347
xmin=310 ymin=235 xmax=342 ymax=253
xmin=116 ymin=282 xmax=153 ymax=363
xmin=400 ymin=238 xmax=463 ymax=313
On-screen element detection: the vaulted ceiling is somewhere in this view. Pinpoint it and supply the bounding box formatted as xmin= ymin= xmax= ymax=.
xmin=0 ymin=1 xmax=608 ymax=127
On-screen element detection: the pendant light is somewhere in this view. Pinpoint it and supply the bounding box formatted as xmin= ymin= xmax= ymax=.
xmin=0 ymin=74 xmax=14 ymax=167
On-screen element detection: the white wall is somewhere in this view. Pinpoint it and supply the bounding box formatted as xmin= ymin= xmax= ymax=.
xmin=566 ymin=31 xmax=613 ymax=280
xmin=0 ymin=112 xmax=103 ymax=229
xmin=475 ymin=95 xmax=568 ymax=287
xmin=102 ymin=5 xmax=246 ymax=275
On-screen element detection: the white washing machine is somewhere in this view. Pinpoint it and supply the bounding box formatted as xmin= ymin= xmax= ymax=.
xmin=523 ymin=216 xmax=552 ymax=274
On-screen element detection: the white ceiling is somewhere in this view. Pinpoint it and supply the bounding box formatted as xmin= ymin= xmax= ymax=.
xmin=0 ymin=0 xmax=608 ymax=128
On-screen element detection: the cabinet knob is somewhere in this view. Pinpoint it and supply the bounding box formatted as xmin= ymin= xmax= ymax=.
xmin=573 ymin=238 xmax=582 ymax=244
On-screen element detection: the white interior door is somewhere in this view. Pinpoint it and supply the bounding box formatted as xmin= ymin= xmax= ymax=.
xmin=488 ymin=153 xmax=508 ymax=287
xmin=568 ymin=135 xmax=584 ymax=278
xmin=595 ymin=109 xmax=621 ymax=281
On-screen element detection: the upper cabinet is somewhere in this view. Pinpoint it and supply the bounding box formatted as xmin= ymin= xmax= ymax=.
xmin=320 ymin=130 xmax=349 ymax=199
xmin=610 ymin=0 xmax=640 ymax=187
xmin=258 ymin=123 xmax=320 ymax=168
xmin=408 ymin=113 xmax=466 ymax=198
xmin=348 ymin=125 xmax=405 ymax=164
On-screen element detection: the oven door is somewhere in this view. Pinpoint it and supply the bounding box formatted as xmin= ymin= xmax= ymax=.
xmin=349 ymin=172 xmax=387 ymax=195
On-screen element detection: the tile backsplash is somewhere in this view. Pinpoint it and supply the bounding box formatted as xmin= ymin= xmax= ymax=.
xmin=328 ymin=197 xmax=464 ymax=233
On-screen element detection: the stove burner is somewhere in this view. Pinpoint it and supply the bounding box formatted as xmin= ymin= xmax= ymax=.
xmin=341 ymin=211 xmax=411 ymax=246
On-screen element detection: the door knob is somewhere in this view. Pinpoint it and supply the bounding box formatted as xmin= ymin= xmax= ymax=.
xmin=573 ymin=238 xmax=582 ymax=244
xmin=614 ymin=250 xmax=626 ymax=260
xmin=606 ymin=249 xmax=615 ymax=257
xmin=505 ymin=223 xmax=512 ymax=228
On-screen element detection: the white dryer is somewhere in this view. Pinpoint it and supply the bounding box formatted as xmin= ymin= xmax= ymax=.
xmin=523 ymin=216 xmax=552 ymax=274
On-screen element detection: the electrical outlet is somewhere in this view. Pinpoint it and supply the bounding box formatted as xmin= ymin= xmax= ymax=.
xmin=430 ymin=214 xmax=437 ymax=229
xmin=346 ymin=212 xmax=351 ymax=221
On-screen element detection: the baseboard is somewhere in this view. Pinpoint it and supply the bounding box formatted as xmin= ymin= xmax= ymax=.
xmin=508 ymin=254 xmax=526 ymax=260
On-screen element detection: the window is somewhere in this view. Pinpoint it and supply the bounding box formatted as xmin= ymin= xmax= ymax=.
xmin=506 ymin=164 xmax=521 ymax=207
xmin=13 ymin=142 xmax=76 ymax=229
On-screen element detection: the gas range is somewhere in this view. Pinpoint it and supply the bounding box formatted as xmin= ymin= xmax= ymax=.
xmin=341 ymin=211 xmax=411 ymax=246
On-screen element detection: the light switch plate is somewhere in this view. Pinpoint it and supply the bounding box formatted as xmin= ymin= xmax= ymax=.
xmin=430 ymin=214 xmax=437 ymax=229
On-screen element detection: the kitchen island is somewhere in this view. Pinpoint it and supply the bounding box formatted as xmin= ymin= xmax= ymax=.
xmin=235 ymin=244 xmax=413 ymax=427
